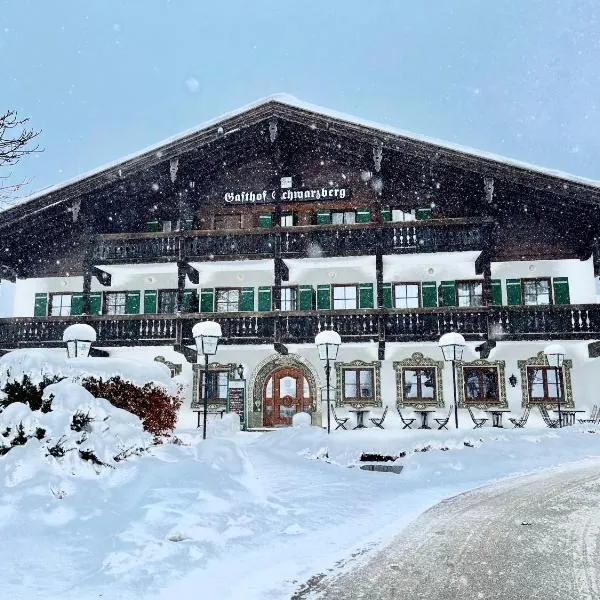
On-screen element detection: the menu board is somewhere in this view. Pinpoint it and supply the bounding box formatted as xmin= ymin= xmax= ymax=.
xmin=227 ymin=380 xmax=246 ymax=424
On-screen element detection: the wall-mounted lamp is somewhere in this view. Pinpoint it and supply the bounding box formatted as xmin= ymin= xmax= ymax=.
xmin=509 ymin=374 xmax=518 ymax=388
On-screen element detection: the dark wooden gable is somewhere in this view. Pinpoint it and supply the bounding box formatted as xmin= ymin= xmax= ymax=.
xmin=2 ymin=97 xmax=600 ymax=278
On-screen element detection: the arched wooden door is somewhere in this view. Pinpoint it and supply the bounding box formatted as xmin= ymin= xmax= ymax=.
xmin=263 ymin=367 xmax=312 ymax=427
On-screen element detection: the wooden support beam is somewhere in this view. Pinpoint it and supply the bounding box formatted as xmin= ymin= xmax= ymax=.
xmin=91 ymin=266 xmax=111 ymax=287
xmin=475 ymin=340 xmax=496 ymax=359
xmin=173 ymin=343 xmax=197 ymax=363
xmin=378 ymin=340 xmax=385 ymax=361
xmin=0 ymin=265 xmax=17 ymax=283
xmin=178 ymin=261 xmax=200 ymax=285
xmin=275 ymin=256 xmax=289 ymax=282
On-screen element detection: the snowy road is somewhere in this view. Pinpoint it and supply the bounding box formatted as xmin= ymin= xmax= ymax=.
xmin=310 ymin=461 xmax=600 ymax=600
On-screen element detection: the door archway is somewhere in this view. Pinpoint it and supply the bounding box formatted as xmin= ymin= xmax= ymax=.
xmin=263 ymin=366 xmax=313 ymax=427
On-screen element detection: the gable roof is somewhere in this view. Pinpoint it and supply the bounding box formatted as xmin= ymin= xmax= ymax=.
xmin=3 ymin=93 xmax=600 ymax=227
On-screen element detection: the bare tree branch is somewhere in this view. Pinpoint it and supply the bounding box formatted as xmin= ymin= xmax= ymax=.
xmin=0 ymin=110 xmax=42 ymax=205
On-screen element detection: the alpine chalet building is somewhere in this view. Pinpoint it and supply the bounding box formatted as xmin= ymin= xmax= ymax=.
xmin=1 ymin=96 xmax=599 ymax=429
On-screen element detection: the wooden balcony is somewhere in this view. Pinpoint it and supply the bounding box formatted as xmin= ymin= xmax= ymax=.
xmin=91 ymin=218 xmax=492 ymax=265
xmin=1 ymin=304 xmax=599 ymax=351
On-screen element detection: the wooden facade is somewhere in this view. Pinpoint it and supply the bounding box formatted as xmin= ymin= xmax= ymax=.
xmin=1 ymin=97 xmax=600 ymax=358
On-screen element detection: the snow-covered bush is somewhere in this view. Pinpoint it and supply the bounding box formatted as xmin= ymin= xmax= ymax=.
xmin=292 ymin=412 xmax=311 ymax=427
xmin=0 ymin=380 xmax=153 ymax=469
xmin=81 ymin=376 xmax=182 ymax=438
xmin=1 ymin=374 xmax=62 ymax=412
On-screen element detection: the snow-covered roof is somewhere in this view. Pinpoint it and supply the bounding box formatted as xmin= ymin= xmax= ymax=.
xmin=7 ymin=93 xmax=600 ymax=214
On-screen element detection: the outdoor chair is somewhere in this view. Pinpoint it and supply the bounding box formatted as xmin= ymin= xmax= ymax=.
xmin=509 ymin=407 xmax=531 ymax=428
xmin=330 ymin=405 xmax=349 ymax=430
xmin=467 ymin=407 xmax=488 ymax=429
xmin=434 ymin=404 xmax=453 ymax=430
xmin=578 ymin=404 xmax=598 ymax=424
xmin=538 ymin=405 xmax=559 ymax=428
xmin=398 ymin=408 xmax=416 ymax=429
xmin=369 ymin=406 xmax=388 ymax=429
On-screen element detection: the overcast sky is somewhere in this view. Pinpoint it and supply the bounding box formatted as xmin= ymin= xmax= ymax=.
xmin=1 ymin=0 xmax=600 ymax=197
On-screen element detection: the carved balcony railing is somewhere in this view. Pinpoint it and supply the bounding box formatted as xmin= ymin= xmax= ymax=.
xmin=91 ymin=218 xmax=492 ymax=264
xmin=2 ymin=304 xmax=600 ymax=351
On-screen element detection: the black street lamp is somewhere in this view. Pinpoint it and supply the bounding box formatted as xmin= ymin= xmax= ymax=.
xmin=438 ymin=331 xmax=466 ymax=429
xmin=544 ymin=343 xmax=566 ymax=428
xmin=315 ymin=330 xmax=341 ymax=434
xmin=63 ymin=324 xmax=96 ymax=358
xmin=193 ymin=321 xmax=222 ymax=440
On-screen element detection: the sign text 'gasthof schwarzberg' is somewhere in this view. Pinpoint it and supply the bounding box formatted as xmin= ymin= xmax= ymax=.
xmin=223 ymin=187 xmax=350 ymax=204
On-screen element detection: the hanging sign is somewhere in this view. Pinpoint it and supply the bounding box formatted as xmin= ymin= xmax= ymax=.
xmin=223 ymin=187 xmax=350 ymax=204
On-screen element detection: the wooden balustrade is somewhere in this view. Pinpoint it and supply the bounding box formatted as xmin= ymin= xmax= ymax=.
xmin=2 ymin=304 xmax=600 ymax=351
xmin=92 ymin=218 xmax=491 ymax=264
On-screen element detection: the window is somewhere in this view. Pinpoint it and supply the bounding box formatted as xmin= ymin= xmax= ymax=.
xmin=527 ymin=367 xmax=562 ymax=401
xmin=403 ymin=368 xmax=436 ymax=401
xmin=105 ymin=292 xmax=127 ymax=315
xmin=214 ymin=214 xmax=242 ymax=230
xmin=162 ymin=220 xmax=172 ymax=233
xmin=333 ymin=285 xmax=357 ymax=310
xmin=463 ymin=367 xmax=499 ymax=403
xmin=523 ymin=278 xmax=551 ymax=306
xmin=280 ymin=287 xmax=297 ymax=311
xmin=391 ymin=208 xmax=416 ymax=222
xmin=457 ymin=281 xmax=483 ymax=307
xmin=280 ymin=213 xmax=294 ymax=227
xmin=49 ymin=293 xmax=72 ymax=316
xmin=343 ymin=369 xmax=374 ymax=401
xmin=215 ymin=288 xmax=240 ymax=312
xmin=331 ymin=211 xmax=356 ymax=225
xmin=158 ymin=290 xmax=177 ymax=314
xmin=394 ymin=283 xmax=420 ymax=309
xmin=200 ymin=371 xmax=229 ymax=401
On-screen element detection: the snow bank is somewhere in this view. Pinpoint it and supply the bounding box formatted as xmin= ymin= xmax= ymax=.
xmin=0 ymin=348 xmax=174 ymax=390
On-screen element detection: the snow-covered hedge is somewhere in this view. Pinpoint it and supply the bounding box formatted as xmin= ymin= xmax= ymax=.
xmin=0 ymin=380 xmax=153 ymax=472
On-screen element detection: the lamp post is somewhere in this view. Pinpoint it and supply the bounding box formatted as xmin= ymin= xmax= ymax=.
xmin=438 ymin=332 xmax=466 ymax=429
xmin=192 ymin=321 xmax=222 ymax=440
xmin=62 ymin=324 xmax=96 ymax=358
xmin=544 ymin=343 xmax=566 ymax=428
xmin=315 ymin=330 xmax=341 ymax=434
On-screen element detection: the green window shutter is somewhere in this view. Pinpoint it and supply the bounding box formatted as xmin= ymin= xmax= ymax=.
xmin=383 ymin=283 xmax=393 ymax=309
xmin=34 ymin=293 xmax=48 ymax=317
xmin=317 ymin=284 xmax=331 ymax=310
xmin=200 ymin=288 xmax=214 ymax=313
xmin=258 ymin=214 xmax=272 ymax=228
xmin=298 ymin=285 xmax=314 ymax=311
xmin=183 ymin=218 xmax=194 ymax=230
xmin=491 ymin=279 xmax=502 ymax=306
xmin=416 ymin=207 xmax=432 ymax=220
xmin=440 ymin=281 xmax=456 ymax=307
xmin=89 ymin=293 xmax=102 ymax=315
xmin=316 ymin=210 xmax=331 ymax=225
xmin=70 ymin=293 xmax=83 ymax=316
xmin=143 ymin=290 xmax=157 ymax=314
xmin=422 ymin=282 xmax=437 ymax=308
xmin=183 ymin=289 xmax=195 ymax=312
xmin=380 ymin=208 xmax=392 ymax=223
xmin=125 ymin=291 xmax=141 ymax=314
xmin=552 ymin=277 xmax=570 ymax=305
xmin=359 ymin=283 xmax=374 ymax=309
xmin=147 ymin=219 xmax=160 ymax=232
xmin=258 ymin=286 xmax=272 ymax=311
xmin=356 ymin=209 xmax=371 ymax=224
xmin=240 ymin=287 xmax=254 ymax=312
xmin=506 ymin=279 xmax=522 ymax=306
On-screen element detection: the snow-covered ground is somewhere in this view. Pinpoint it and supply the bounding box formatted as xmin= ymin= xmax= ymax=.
xmin=2 ymin=415 xmax=600 ymax=599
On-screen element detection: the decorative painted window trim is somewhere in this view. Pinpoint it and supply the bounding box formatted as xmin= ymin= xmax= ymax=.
xmin=393 ymin=352 xmax=444 ymax=409
xmin=517 ymin=351 xmax=573 ymax=409
xmin=335 ymin=360 xmax=381 ymax=407
xmin=153 ymin=355 xmax=182 ymax=377
xmin=454 ymin=359 xmax=507 ymax=409
xmin=191 ymin=362 xmax=237 ymax=410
